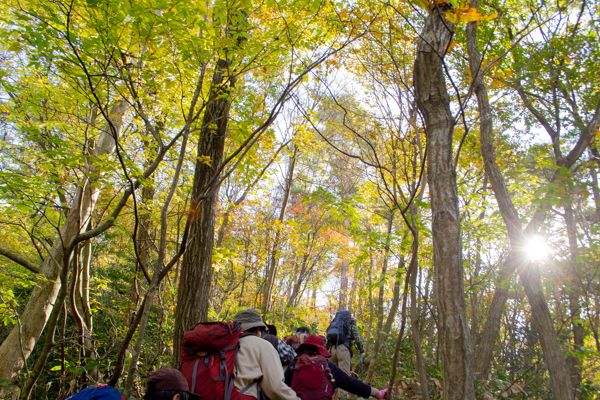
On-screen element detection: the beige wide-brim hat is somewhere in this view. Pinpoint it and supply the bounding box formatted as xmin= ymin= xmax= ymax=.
xmin=234 ymin=308 xmax=268 ymax=332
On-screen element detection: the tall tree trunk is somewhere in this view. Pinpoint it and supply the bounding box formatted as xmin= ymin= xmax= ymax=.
xmin=388 ymin=227 xmax=415 ymax=399
xmin=564 ymin=200 xmax=584 ymax=395
xmin=410 ymin=238 xmax=430 ymax=400
xmin=0 ymin=101 xmax=128 ymax=384
xmin=383 ymin=255 xmax=405 ymax=335
xmin=123 ymin=167 xmax=157 ymax=395
xmin=365 ymin=252 xmax=375 ymax=349
xmin=78 ymin=233 xmax=95 ymax=378
xmin=474 ymin=254 xmax=517 ymax=380
xmin=366 ymin=212 xmax=394 ymax=380
xmin=262 ymin=147 xmax=297 ymax=314
xmin=348 ymin=261 xmax=360 ymax=312
xmin=339 ymin=259 xmax=349 ymax=311
xmin=174 ymin=57 xmax=235 ymax=363
xmin=414 ymin=6 xmax=475 ymax=399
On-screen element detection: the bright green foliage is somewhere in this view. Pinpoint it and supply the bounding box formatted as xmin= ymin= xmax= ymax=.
xmin=0 ymin=0 xmax=598 ymax=398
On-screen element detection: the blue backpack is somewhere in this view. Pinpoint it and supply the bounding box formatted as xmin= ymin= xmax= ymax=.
xmin=66 ymin=385 xmax=123 ymax=400
xmin=326 ymin=310 xmax=352 ymax=347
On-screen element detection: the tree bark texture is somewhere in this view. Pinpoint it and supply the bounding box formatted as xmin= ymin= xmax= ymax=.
xmin=414 ymin=6 xmax=475 ymax=400
xmin=174 ymin=58 xmax=234 ymax=363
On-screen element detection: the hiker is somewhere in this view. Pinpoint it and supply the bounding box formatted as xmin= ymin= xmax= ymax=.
xmin=143 ymin=368 xmax=200 ymax=400
xmin=233 ymin=308 xmax=300 ymax=400
xmin=263 ymin=331 xmax=297 ymax=367
xmin=284 ymin=335 xmax=387 ymax=400
xmin=66 ymin=385 xmax=124 ymax=400
xmin=325 ymin=310 xmax=364 ymax=375
xmin=286 ymin=325 xmax=310 ymax=350
xmin=266 ymin=323 xmax=278 ymax=336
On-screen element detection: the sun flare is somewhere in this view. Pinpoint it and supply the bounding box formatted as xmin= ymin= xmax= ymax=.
xmin=524 ymin=235 xmax=551 ymax=262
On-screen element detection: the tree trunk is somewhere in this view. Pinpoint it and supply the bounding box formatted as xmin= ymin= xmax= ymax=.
xmin=382 ymin=256 xmax=404 ymax=335
xmin=365 ymin=252 xmax=375 ymax=349
xmin=0 ymin=100 xmax=128 ymax=384
xmin=123 ymin=171 xmax=157 ymax=395
xmin=410 ymin=244 xmax=430 ymax=400
xmin=414 ymin=6 xmax=475 ymax=399
xmin=262 ymin=147 xmax=297 ymax=314
xmin=474 ymin=254 xmax=517 ymax=380
xmin=388 ymin=227 xmax=415 ymax=399
xmin=564 ymin=201 xmax=584 ymax=395
xmin=348 ymin=261 xmax=360 ymax=312
xmin=174 ymin=57 xmax=235 ymax=363
xmin=366 ymin=212 xmax=394 ymax=380
xmin=339 ymin=259 xmax=349 ymax=311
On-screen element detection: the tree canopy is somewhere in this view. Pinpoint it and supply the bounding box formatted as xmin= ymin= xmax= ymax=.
xmin=0 ymin=0 xmax=598 ymax=399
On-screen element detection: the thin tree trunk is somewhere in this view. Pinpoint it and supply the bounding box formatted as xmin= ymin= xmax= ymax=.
xmin=365 ymin=252 xmax=375 ymax=349
xmin=383 ymin=255 xmax=406 ymax=335
xmin=474 ymin=254 xmax=517 ymax=380
xmin=339 ymin=259 xmax=349 ymax=310
xmin=410 ymin=238 xmax=429 ymax=400
xmin=348 ymin=262 xmax=360 ymax=312
xmin=78 ymin=232 xmax=95 ymax=379
xmin=414 ymin=6 xmax=474 ymax=399
xmin=564 ymin=202 xmax=584 ymax=395
xmin=262 ymin=147 xmax=297 ymax=314
xmin=121 ymin=134 xmax=163 ymax=395
xmin=388 ymin=231 xmax=414 ymax=399
xmin=366 ymin=212 xmax=394 ymax=380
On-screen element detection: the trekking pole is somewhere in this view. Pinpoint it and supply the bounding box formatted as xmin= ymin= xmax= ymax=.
xmin=359 ymin=352 xmax=364 ymax=375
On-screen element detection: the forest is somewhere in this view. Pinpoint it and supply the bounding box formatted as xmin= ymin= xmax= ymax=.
xmin=0 ymin=0 xmax=598 ymax=399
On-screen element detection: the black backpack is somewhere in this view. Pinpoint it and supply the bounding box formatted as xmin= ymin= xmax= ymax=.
xmin=326 ymin=310 xmax=352 ymax=346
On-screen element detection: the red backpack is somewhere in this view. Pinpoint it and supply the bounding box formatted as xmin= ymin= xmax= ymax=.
xmin=180 ymin=322 xmax=248 ymax=400
xmin=290 ymin=353 xmax=334 ymax=400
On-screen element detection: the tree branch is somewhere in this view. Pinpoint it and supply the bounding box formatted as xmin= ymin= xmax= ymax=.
xmin=0 ymin=247 xmax=40 ymax=274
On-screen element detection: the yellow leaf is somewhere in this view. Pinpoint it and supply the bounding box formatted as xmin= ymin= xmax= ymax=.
xmin=197 ymin=155 xmax=213 ymax=166
xmin=444 ymin=7 xmax=498 ymax=24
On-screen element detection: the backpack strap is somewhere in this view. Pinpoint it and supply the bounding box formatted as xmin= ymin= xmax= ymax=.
xmin=191 ymin=357 xmax=201 ymax=393
xmin=239 ymin=378 xmax=263 ymax=398
xmin=224 ymin=367 xmax=235 ymax=400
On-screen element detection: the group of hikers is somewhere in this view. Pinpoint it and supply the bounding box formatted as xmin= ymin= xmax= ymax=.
xmin=68 ymin=308 xmax=388 ymax=400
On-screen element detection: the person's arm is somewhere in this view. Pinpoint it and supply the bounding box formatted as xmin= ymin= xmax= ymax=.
xmin=328 ymin=361 xmax=371 ymax=398
xmin=277 ymin=339 xmax=296 ymax=366
xmin=350 ymin=322 xmax=364 ymax=353
xmin=259 ymin=343 xmax=299 ymax=400
xmin=328 ymin=362 xmax=386 ymax=399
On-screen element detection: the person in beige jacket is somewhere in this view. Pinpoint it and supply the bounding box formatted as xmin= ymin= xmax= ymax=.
xmin=233 ymin=308 xmax=300 ymax=400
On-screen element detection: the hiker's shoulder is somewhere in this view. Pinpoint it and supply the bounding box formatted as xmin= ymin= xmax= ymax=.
xmin=241 ymin=334 xmax=272 ymax=349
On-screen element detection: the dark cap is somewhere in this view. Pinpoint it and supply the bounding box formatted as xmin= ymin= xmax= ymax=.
xmin=296 ymin=326 xmax=310 ymax=334
xmin=146 ymin=368 xmax=199 ymax=399
xmin=266 ymin=324 xmax=278 ymax=336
